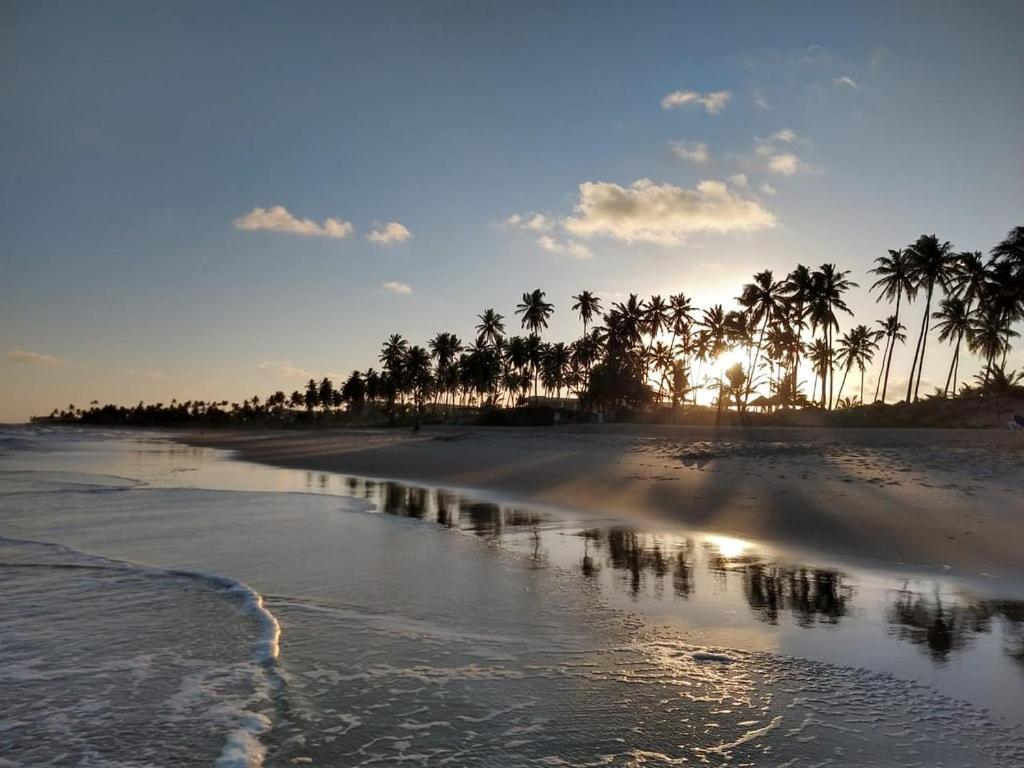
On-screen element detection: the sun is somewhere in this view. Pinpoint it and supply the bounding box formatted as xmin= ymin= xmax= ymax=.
xmin=714 ymin=348 xmax=747 ymax=376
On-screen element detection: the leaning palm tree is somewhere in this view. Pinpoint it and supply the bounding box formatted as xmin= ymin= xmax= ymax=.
xmin=869 ymin=248 xmax=915 ymax=402
xmin=932 ymin=297 xmax=973 ymax=397
xmin=904 ymin=234 xmax=956 ymax=402
xmin=571 ymin=291 xmax=602 ymax=335
xmin=515 ymin=289 xmax=555 ymax=336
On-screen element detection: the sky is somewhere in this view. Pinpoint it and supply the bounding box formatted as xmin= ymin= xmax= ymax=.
xmin=1 ymin=0 xmax=1022 ymax=422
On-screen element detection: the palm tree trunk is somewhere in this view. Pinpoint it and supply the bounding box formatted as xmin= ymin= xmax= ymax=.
xmin=913 ymin=286 xmax=934 ymax=401
xmin=836 ymin=365 xmax=851 ymax=406
xmin=860 ymin=367 xmax=865 ymax=404
xmin=907 ymin=284 xmax=932 ymax=402
xmin=943 ymin=332 xmax=962 ymax=397
xmin=881 ymin=290 xmax=901 ymax=403
xmin=745 ymin=314 xmax=771 ymax=406
xmin=873 ymin=332 xmax=892 ymax=403
xmin=827 ymin=328 xmax=834 ymax=410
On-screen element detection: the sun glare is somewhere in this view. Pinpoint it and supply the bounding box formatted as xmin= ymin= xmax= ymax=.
xmin=705 ymin=534 xmax=751 ymax=560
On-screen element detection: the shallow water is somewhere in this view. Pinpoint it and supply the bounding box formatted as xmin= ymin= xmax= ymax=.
xmin=1 ymin=426 xmax=1022 ymax=766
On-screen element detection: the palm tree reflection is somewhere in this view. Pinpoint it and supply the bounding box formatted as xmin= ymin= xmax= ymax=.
xmin=336 ymin=475 xmax=1024 ymax=670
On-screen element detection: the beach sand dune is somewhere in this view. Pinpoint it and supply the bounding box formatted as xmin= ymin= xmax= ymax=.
xmin=184 ymin=425 xmax=1024 ymax=585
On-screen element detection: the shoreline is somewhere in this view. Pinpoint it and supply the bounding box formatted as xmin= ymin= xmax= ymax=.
xmin=176 ymin=423 xmax=1024 ymax=590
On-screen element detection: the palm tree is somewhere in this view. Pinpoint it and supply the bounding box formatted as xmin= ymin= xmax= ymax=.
xmin=571 ymin=291 xmax=602 ymax=335
xmin=807 ymin=339 xmax=832 ymax=407
xmin=932 ymin=297 xmax=972 ymax=397
xmin=835 ymin=325 xmax=879 ymax=405
xmin=969 ymin=307 xmax=1019 ymax=381
xmin=904 ymin=234 xmax=956 ymax=402
xmin=475 ymin=309 xmax=506 ymax=348
xmin=642 ymin=295 xmax=670 ymax=373
xmin=737 ymin=270 xmax=785 ymax=404
xmin=869 ymin=248 xmax=915 ymax=402
xmin=809 ymin=264 xmax=856 ymax=409
xmin=872 ymin=315 xmax=907 ymax=402
xmin=698 ymin=305 xmax=729 ymax=421
xmin=783 ymin=265 xmax=814 ymax=394
xmin=516 ymin=289 xmax=555 ymax=335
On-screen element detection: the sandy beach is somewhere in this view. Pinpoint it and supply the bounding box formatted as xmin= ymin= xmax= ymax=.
xmin=184 ymin=424 xmax=1024 ymax=585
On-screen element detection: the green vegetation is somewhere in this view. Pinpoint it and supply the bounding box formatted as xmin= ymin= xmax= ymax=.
xmin=40 ymin=228 xmax=1024 ymax=428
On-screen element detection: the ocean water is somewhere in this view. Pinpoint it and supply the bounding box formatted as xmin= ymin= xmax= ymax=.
xmin=1 ymin=426 xmax=1022 ymax=767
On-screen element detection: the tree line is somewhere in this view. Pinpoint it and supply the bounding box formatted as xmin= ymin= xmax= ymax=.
xmin=44 ymin=228 xmax=1023 ymax=426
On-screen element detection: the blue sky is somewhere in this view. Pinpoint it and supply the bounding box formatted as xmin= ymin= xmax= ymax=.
xmin=1 ymin=0 xmax=1022 ymax=420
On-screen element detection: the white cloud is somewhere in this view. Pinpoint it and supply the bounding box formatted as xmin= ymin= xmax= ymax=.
xmin=536 ymin=235 xmax=593 ymax=260
xmin=7 ymin=349 xmax=62 ymax=365
xmin=257 ymin=361 xmax=313 ymax=379
xmin=661 ymin=89 xmax=731 ymax=115
xmin=233 ymin=206 xmax=354 ymax=239
xmin=760 ymin=183 xmax=777 ymax=196
xmin=727 ymin=173 xmax=749 ymax=188
xmin=754 ymin=130 xmax=812 ymax=176
xmin=563 ymin=178 xmax=777 ymax=245
xmin=382 ymin=281 xmax=413 ymax=295
xmin=834 ymin=75 xmax=859 ymax=90
xmin=669 ymin=140 xmax=710 ymax=165
xmin=766 ymin=153 xmax=809 ymax=175
xmin=507 ymin=212 xmax=554 ymax=231
xmin=367 ymin=221 xmax=412 ymax=245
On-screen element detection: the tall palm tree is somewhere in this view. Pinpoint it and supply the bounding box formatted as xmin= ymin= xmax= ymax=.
xmin=869 ymin=248 xmax=915 ymax=402
xmin=809 ymin=264 xmax=856 ymax=409
xmin=699 ymin=305 xmax=729 ymax=421
xmin=904 ymin=234 xmax=956 ymax=402
xmin=571 ymin=291 xmax=602 ymax=335
xmin=783 ymin=265 xmax=814 ymax=395
xmin=516 ymin=289 xmax=555 ymax=335
xmin=932 ymin=297 xmax=972 ymax=397
xmin=737 ymin=270 xmax=785 ymax=403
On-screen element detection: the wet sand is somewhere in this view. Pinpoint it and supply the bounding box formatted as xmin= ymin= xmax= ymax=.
xmin=182 ymin=425 xmax=1024 ymax=586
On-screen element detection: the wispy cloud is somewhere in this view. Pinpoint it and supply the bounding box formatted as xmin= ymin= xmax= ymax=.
xmin=234 ymin=206 xmax=353 ymax=239
xmin=834 ymin=75 xmax=859 ymax=90
xmin=760 ymin=183 xmax=778 ymax=196
xmin=669 ymin=140 xmax=710 ymax=165
xmin=753 ymin=129 xmax=813 ymax=176
xmin=7 ymin=349 xmax=62 ymax=365
xmin=536 ymin=234 xmax=593 ymax=260
xmin=661 ymin=89 xmax=731 ymax=115
xmin=563 ymin=178 xmax=776 ymax=245
xmin=382 ymin=281 xmax=413 ymax=295
xmin=257 ymin=361 xmax=313 ymax=379
xmin=506 ymin=212 xmax=554 ymax=232
xmin=124 ymin=367 xmax=168 ymax=381
xmin=367 ymin=221 xmax=412 ymax=245
xmin=727 ymin=173 xmax=749 ymax=188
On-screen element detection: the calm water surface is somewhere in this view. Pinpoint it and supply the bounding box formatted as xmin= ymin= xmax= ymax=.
xmin=1 ymin=426 xmax=1022 ymax=767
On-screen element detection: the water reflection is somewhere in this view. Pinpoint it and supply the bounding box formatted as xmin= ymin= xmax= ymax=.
xmin=319 ymin=473 xmax=1024 ymax=672
xmin=888 ymin=586 xmax=1024 ymax=668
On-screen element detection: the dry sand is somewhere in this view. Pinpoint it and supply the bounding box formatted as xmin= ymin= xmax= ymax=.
xmin=182 ymin=424 xmax=1024 ymax=586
